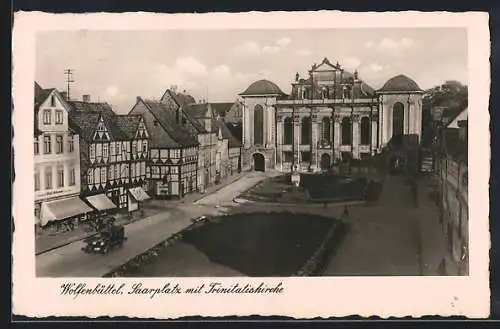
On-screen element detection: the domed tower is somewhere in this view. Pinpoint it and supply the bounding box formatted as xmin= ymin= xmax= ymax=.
xmin=377 ymin=74 xmax=424 ymax=148
xmin=239 ymin=79 xmax=286 ymax=172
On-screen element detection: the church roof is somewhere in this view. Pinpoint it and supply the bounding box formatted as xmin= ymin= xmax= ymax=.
xmin=378 ymin=74 xmax=423 ymax=93
xmin=239 ymin=79 xmax=285 ymax=96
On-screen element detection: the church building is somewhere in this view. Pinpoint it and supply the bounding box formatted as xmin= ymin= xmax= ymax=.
xmin=239 ymin=57 xmax=424 ymax=172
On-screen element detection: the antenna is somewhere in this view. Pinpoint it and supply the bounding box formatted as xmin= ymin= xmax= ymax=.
xmin=64 ymin=69 xmax=75 ymax=100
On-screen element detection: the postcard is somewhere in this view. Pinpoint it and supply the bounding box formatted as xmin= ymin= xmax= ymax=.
xmin=12 ymin=10 xmax=490 ymax=319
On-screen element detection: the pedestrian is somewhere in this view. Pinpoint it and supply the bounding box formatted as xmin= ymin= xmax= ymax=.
xmin=342 ymin=205 xmax=350 ymax=218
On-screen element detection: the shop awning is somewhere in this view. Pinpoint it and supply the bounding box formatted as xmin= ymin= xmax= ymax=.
xmin=128 ymin=187 xmax=151 ymax=201
xmin=86 ymin=194 xmax=117 ymax=211
xmin=40 ymin=197 xmax=94 ymax=226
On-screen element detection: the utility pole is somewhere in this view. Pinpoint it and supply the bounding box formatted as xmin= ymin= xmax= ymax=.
xmin=64 ymin=69 xmax=75 ymax=101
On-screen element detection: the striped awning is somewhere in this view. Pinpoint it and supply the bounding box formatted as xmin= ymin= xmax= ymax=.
xmin=40 ymin=197 xmax=93 ymax=226
xmin=128 ymin=187 xmax=151 ymax=201
xmin=86 ymin=194 xmax=117 ymax=211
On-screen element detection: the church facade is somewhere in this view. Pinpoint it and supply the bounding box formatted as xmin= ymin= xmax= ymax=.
xmin=239 ymin=57 xmax=424 ymax=172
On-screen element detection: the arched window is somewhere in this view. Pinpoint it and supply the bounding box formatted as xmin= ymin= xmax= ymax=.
xmin=321 ymin=117 xmax=331 ymax=144
xmin=360 ymin=117 xmax=371 ymax=145
xmin=254 ymin=105 xmax=264 ymax=145
xmin=283 ymin=117 xmax=293 ymax=145
xmin=392 ymin=102 xmax=405 ymax=137
xmin=341 ymin=117 xmax=352 ymax=145
xmin=301 ymin=116 xmax=311 ymax=145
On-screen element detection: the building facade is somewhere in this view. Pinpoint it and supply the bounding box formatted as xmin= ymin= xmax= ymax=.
xmin=34 ymin=83 xmax=92 ymax=230
xmin=68 ymin=98 xmax=150 ymax=214
xmin=164 ymin=92 xmax=218 ymax=193
xmin=239 ymin=57 xmax=424 ymax=172
xmin=437 ymin=108 xmax=468 ymax=275
xmin=129 ymin=97 xmax=198 ymax=199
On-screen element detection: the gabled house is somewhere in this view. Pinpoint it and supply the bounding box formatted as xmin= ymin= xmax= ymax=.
xmin=129 ymin=97 xmax=198 ymax=199
xmin=215 ymin=117 xmax=242 ymax=177
xmin=68 ymin=97 xmax=151 ymax=214
xmin=176 ymin=98 xmax=219 ymax=192
xmin=34 ymin=82 xmax=92 ymax=232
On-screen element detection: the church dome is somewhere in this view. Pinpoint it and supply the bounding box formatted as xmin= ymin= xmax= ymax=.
xmin=378 ymin=74 xmax=422 ymax=93
xmin=239 ymin=79 xmax=285 ymax=96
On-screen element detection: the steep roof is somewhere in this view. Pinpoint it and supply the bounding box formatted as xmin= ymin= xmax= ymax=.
xmin=142 ymin=99 xmax=198 ymax=147
xmin=210 ymin=102 xmax=235 ymax=117
xmin=378 ymin=74 xmax=423 ymax=93
xmin=446 ymin=107 xmax=468 ymax=129
xmin=240 ymin=79 xmax=285 ymax=96
xmin=34 ymin=82 xmax=56 ymax=137
xmin=216 ymin=118 xmax=241 ymax=148
xmin=114 ymin=115 xmax=143 ymax=139
xmin=66 ymin=101 xmax=129 ymax=141
xmin=185 ymin=103 xmax=209 ymax=118
xmin=68 ymin=111 xmax=102 ymax=142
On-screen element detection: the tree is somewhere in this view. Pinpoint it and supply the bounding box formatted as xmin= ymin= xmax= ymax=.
xmin=421 ymin=80 xmax=468 ymax=147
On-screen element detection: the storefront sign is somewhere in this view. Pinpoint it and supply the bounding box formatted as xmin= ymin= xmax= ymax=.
xmin=36 ymin=187 xmax=79 ymax=200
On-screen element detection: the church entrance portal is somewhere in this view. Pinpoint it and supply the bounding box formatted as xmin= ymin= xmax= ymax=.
xmin=320 ymin=153 xmax=331 ymax=170
xmin=253 ymin=153 xmax=265 ymax=172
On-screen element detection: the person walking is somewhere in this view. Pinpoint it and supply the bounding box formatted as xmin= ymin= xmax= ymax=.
xmin=342 ymin=205 xmax=350 ymax=218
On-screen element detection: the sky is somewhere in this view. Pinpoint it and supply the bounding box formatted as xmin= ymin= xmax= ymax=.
xmin=36 ymin=28 xmax=467 ymax=114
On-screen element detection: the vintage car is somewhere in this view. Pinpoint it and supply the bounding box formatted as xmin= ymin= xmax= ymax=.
xmin=82 ymin=224 xmax=127 ymax=254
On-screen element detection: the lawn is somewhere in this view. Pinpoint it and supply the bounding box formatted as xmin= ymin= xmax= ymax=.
xmin=242 ymin=174 xmax=378 ymax=203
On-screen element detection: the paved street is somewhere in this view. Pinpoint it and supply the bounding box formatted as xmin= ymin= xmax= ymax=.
xmin=324 ymin=173 xmax=447 ymax=276
xmin=36 ymin=169 xmax=449 ymax=277
xmin=36 ymin=171 xmax=267 ymax=277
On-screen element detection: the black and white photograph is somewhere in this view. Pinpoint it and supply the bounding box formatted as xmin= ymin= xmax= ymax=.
xmin=12 ymin=11 xmax=490 ymax=318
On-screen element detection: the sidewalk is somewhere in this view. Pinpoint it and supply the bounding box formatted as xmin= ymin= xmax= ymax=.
xmin=36 ymin=171 xmax=262 ymax=277
xmin=35 ymin=171 xmax=251 ymax=256
xmin=415 ymin=174 xmax=454 ymax=275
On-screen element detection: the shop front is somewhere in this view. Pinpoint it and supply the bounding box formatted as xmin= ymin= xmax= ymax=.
xmin=85 ymin=194 xmax=118 ymax=228
xmin=128 ymin=187 xmax=151 ymax=211
xmin=38 ymin=196 xmax=94 ymax=233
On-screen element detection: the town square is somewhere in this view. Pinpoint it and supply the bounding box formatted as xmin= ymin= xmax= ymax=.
xmin=32 ymin=28 xmax=469 ymax=278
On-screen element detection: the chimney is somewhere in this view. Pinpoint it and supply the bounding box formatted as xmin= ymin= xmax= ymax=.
xmin=60 ymin=91 xmax=68 ymax=101
xmin=136 ymin=96 xmax=141 ymax=102
xmin=82 ymin=94 xmax=91 ymax=102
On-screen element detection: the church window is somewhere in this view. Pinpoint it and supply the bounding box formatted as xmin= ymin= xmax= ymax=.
xmin=321 ymin=117 xmax=331 ymax=144
xmin=392 ymin=102 xmax=405 ymax=137
xmin=360 ymin=117 xmax=371 ymax=145
xmin=301 ymin=116 xmax=311 ymax=145
xmin=341 ymin=117 xmax=352 ymax=145
xmin=253 ymin=105 xmax=264 ymax=145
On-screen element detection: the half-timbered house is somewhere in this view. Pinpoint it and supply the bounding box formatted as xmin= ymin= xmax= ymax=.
xmin=68 ymin=98 xmax=150 ymax=214
xmin=129 ymin=97 xmax=198 ymax=199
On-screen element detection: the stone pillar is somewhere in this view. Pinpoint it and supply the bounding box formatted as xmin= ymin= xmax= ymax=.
xmin=40 ymin=165 xmax=46 ymax=191
xmin=293 ymin=115 xmax=301 ymax=165
xmin=352 ymin=114 xmax=360 ymax=159
xmin=371 ymin=114 xmax=378 ymax=153
xmin=333 ymin=114 xmax=341 ymax=160
xmin=276 ymin=115 xmax=283 ymax=170
xmin=52 ymin=163 xmax=58 ymax=189
xmin=241 ymin=103 xmax=246 ymax=146
xmin=64 ymin=161 xmax=70 ymax=187
xmin=311 ymin=114 xmax=319 ymax=169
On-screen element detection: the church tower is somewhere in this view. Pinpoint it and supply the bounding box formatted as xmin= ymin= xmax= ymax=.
xmin=239 ymin=79 xmax=285 ymax=172
xmin=377 ymin=74 xmax=424 ymax=148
